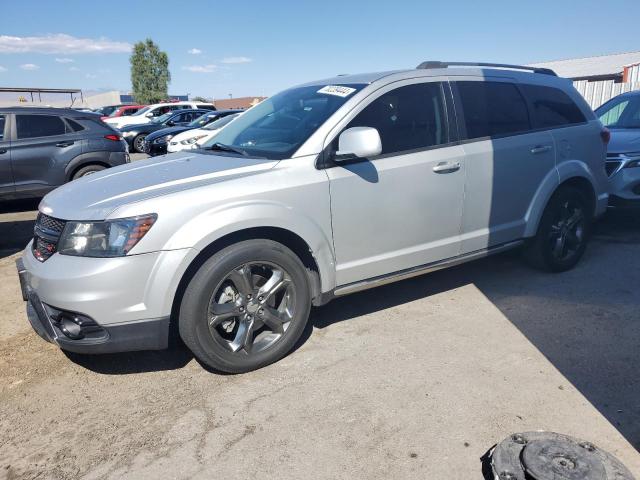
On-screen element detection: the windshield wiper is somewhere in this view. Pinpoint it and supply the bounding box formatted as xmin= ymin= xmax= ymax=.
xmin=206 ymin=142 xmax=249 ymax=156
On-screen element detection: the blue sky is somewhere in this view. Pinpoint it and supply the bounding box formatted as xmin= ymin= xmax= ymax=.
xmin=1 ymin=0 xmax=639 ymax=100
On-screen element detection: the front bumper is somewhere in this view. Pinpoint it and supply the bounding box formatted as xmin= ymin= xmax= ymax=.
xmin=144 ymin=140 xmax=167 ymax=156
xmin=608 ymin=165 xmax=640 ymax=208
xmin=17 ymin=245 xmax=196 ymax=354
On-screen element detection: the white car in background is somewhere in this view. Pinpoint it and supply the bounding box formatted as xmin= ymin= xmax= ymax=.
xmin=167 ymin=112 xmax=241 ymax=152
xmin=104 ymin=101 xmax=215 ymax=129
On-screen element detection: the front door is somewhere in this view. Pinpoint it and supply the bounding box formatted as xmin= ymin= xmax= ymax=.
xmin=326 ymin=81 xmax=466 ymax=286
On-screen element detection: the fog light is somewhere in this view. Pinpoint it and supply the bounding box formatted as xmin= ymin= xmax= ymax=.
xmin=58 ymin=314 xmax=84 ymax=339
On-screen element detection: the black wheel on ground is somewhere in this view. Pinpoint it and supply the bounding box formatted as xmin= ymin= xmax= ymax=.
xmin=179 ymin=239 xmax=311 ymax=373
xmin=133 ymin=134 xmax=147 ymax=153
xmin=72 ymin=164 xmax=106 ymax=180
xmin=524 ymin=186 xmax=592 ymax=272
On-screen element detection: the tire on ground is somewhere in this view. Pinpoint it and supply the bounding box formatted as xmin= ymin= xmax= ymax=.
xmin=524 ymin=185 xmax=592 ymax=272
xmin=179 ymin=239 xmax=312 ymax=373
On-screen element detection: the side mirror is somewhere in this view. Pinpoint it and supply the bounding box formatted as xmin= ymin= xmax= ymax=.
xmin=335 ymin=127 xmax=382 ymax=160
xmin=166 ymin=120 xmax=175 ymax=126
xmin=145 ymin=112 xmax=153 ymax=118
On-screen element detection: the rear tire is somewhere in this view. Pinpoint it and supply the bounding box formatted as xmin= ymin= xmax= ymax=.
xmin=524 ymin=186 xmax=592 ymax=272
xmin=72 ymin=164 xmax=105 ymax=180
xmin=179 ymin=239 xmax=311 ymax=373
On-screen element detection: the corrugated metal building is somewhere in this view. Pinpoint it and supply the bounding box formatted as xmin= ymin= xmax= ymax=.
xmin=529 ymin=51 xmax=640 ymax=109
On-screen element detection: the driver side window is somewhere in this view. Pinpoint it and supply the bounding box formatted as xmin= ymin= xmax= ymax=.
xmin=343 ymin=82 xmax=448 ymax=156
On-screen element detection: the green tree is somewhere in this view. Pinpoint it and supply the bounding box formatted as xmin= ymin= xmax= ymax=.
xmin=130 ymin=39 xmax=170 ymax=104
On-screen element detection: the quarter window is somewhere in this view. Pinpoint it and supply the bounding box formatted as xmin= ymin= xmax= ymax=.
xmin=16 ymin=115 xmax=67 ymax=139
xmin=456 ymin=81 xmax=530 ymax=139
xmin=522 ymin=84 xmax=586 ymax=129
xmin=345 ymin=82 xmax=448 ymax=156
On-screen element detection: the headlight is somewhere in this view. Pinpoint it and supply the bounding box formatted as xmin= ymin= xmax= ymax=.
xmin=153 ymin=134 xmax=174 ymax=144
xmin=180 ymin=134 xmax=207 ymax=145
xmin=58 ymin=214 xmax=157 ymax=257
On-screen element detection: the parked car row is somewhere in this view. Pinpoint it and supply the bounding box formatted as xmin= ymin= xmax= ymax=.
xmin=104 ymin=101 xmax=216 ymax=129
xmin=145 ymin=110 xmax=239 ymax=155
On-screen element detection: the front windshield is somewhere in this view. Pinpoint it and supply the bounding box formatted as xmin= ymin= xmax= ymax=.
xmin=202 ymin=113 xmax=240 ymax=131
xmin=596 ymin=95 xmax=640 ymax=129
xmin=134 ymin=106 xmax=151 ymax=116
xmin=188 ymin=113 xmax=215 ymax=128
xmin=201 ymin=83 xmax=366 ymax=159
xmin=153 ymin=112 xmax=173 ymax=124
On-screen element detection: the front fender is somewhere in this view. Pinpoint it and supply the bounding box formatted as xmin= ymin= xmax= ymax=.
xmin=163 ymin=200 xmax=337 ymax=292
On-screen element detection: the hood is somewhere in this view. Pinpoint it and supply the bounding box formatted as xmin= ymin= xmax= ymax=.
xmin=607 ymin=128 xmax=640 ymax=154
xmin=120 ymin=122 xmax=160 ymax=133
xmin=146 ymin=125 xmax=192 ymax=141
xmin=40 ymin=152 xmax=278 ymax=220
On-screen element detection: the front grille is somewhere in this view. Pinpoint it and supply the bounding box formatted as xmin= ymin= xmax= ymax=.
xmin=32 ymin=213 xmax=66 ymax=262
xmin=605 ymin=160 xmax=623 ymax=177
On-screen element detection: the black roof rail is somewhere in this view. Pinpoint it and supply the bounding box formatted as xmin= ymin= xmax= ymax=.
xmin=416 ymin=61 xmax=557 ymax=76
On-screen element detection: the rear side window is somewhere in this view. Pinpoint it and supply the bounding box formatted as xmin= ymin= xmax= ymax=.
xmin=345 ymin=82 xmax=448 ymax=156
xmin=456 ymin=81 xmax=530 ymax=139
xmin=522 ymin=84 xmax=586 ymax=129
xmin=65 ymin=118 xmax=85 ymax=132
xmin=16 ymin=115 xmax=67 ymax=139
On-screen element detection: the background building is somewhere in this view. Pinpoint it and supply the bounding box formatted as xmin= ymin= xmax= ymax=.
xmin=213 ymin=96 xmax=266 ymax=110
xmin=529 ymin=51 xmax=640 ymax=108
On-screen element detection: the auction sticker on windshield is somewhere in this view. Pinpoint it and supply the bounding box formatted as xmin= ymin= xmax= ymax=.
xmin=317 ymin=85 xmax=357 ymax=97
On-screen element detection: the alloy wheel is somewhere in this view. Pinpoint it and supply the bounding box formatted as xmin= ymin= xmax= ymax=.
xmin=547 ymin=199 xmax=585 ymax=261
xmin=207 ymin=262 xmax=296 ymax=355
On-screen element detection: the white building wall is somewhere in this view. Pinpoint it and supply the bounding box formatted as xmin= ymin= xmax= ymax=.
xmin=573 ymin=79 xmax=640 ymax=109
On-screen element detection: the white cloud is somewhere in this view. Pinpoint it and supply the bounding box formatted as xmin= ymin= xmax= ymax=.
xmin=187 ymin=48 xmax=202 ymax=55
xmin=20 ymin=63 xmax=39 ymax=70
xmin=0 ymin=66 xmax=6 ymax=72
xmin=221 ymin=56 xmax=252 ymax=64
xmin=85 ymin=73 xmax=97 ymax=79
xmin=69 ymin=66 xmax=80 ymax=72
xmin=55 ymin=57 xmax=74 ymax=63
xmin=0 ymin=34 xmax=131 ymax=54
xmin=182 ymin=64 xmax=216 ymax=73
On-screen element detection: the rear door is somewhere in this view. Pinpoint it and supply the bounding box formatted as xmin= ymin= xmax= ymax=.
xmin=0 ymin=114 xmax=14 ymax=196
xmin=452 ymin=79 xmax=556 ymax=253
xmin=10 ymin=113 xmax=83 ymax=195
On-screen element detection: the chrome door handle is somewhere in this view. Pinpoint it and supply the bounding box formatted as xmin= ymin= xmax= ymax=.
xmin=530 ymin=145 xmax=552 ymax=154
xmin=55 ymin=141 xmax=74 ymax=147
xmin=432 ymin=161 xmax=461 ymax=173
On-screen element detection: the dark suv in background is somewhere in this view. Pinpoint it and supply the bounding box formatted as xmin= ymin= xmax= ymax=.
xmin=0 ymin=107 xmax=129 ymax=201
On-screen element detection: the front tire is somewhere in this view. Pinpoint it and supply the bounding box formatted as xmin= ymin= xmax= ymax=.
xmin=133 ymin=134 xmax=147 ymax=153
xmin=179 ymin=239 xmax=311 ymax=373
xmin=524 ymin=186 xmax=592 ymax=272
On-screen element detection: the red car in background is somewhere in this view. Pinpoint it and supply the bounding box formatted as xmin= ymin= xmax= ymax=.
xmin=101 ymin=104 xmax=146 ymax=121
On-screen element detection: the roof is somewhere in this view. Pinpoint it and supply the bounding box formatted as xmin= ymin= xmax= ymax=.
xmin=528 ymin=51 xmax=640 ymax=79
xmin=0 ymin=106 xmax=89 ymax=115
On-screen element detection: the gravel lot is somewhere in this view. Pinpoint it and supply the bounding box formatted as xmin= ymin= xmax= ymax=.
xmin=1 ymin=182 xmax=639 ymax=478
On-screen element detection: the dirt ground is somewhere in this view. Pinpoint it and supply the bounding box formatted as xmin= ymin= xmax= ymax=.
xmin=1 ymin=199 xmax=639 ymax=479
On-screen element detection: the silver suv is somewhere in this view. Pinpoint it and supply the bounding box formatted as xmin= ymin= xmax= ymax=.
xmin=17 ymin=62 xmax=609 ymax=373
